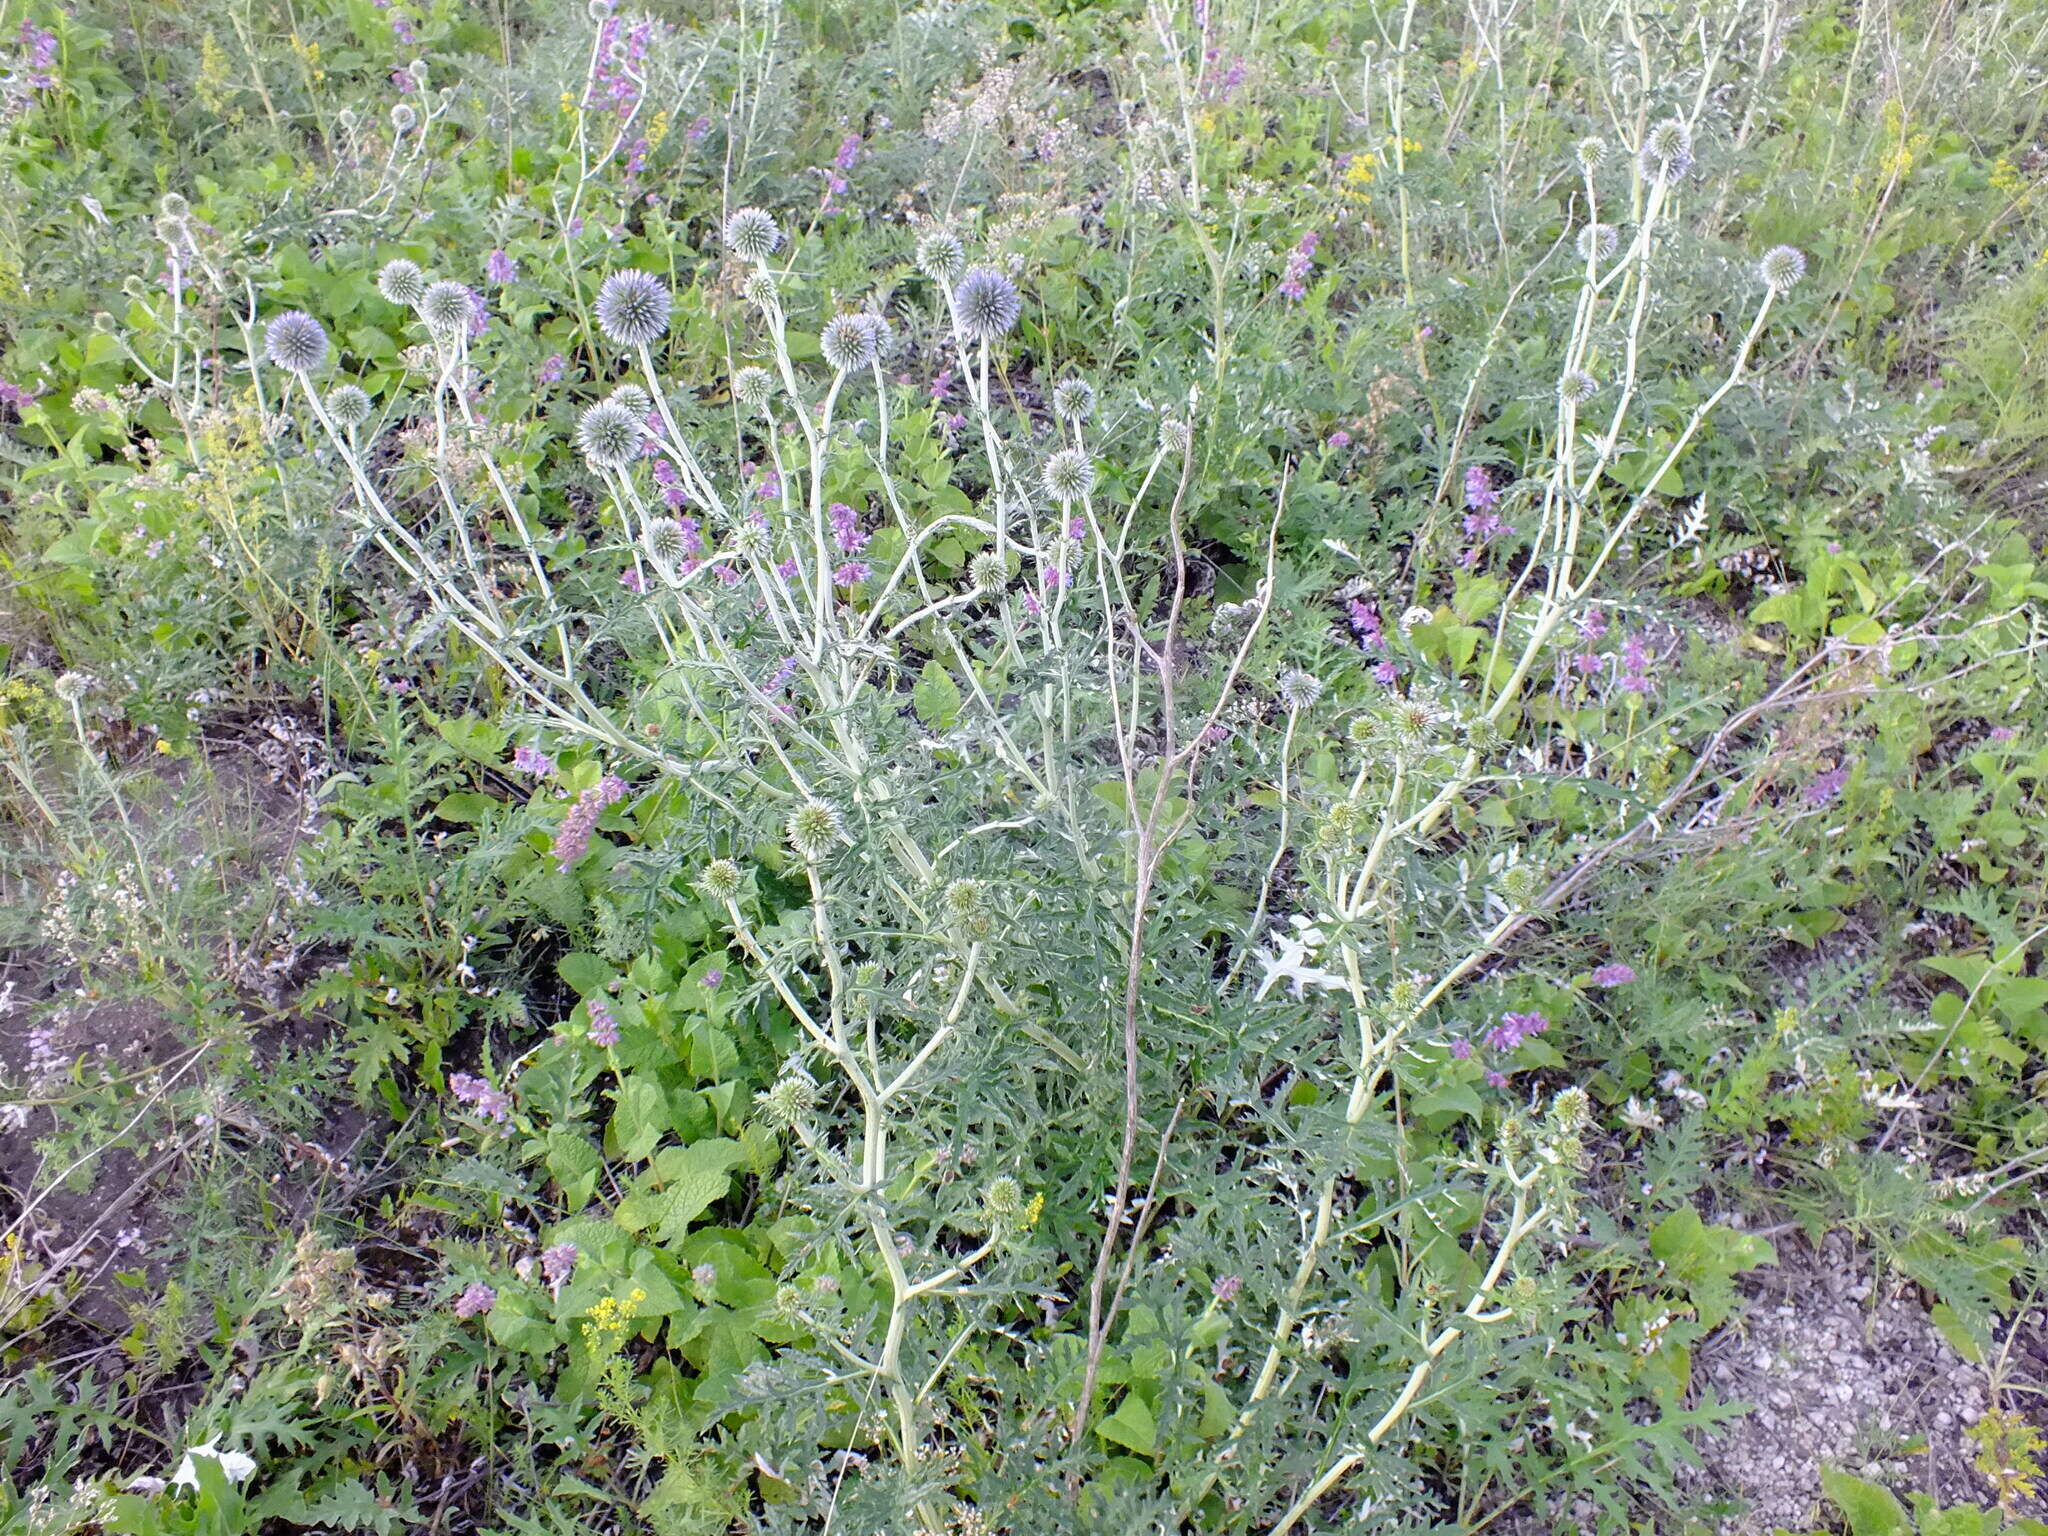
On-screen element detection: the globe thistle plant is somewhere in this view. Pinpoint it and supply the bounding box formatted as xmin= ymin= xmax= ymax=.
xmin=1758 ymin=244 xmax=1808 ymax=293
xmin=1042 ymin=448 xmax=1096 ymax=504
xmin=722 ymin=206 xmax=782 ymax=263
xmin=325 ymin=384 xmax=373 ymax=427
xmin=732 ymin=364 xmax=774 ymax=408
xmin=419 ymin=280 xmax=475 ymax=337
xmin=785 ymin=799 xmax=845 ymax=861
xmin=1558 ymin=369 xmax=1598 ymax=405
xmin=594 ymin=269 xmax=672 ymax=348
xmin=1640 ymin=117 xmax=1694 ymax=181
xmin=576 ymin=399 xmax=645 ymax=471
xmin=376 ymin=258 xmax=426 ymax=308
xmin=1574 ymin=136 xmax=1606 ymax=172
xmin=263 ymin=311 xmax=329 ymax=375
xmin=916 ymin=230 xmax=965 ymax=281
xmin=1052 ymin=376 xmax=1096 ymax=423
xmin=953 ymin=266 xmax=1022 ymax=342
xmin=820 ymin=312 xmax=881 ymax=373
xmin=698 ymin=859 xmax=743 ymax=901
xmin=1576 ymin=223 xmax=1618 ymax=263
xmin=1276 ymin=669 xmax=1323 ymax=712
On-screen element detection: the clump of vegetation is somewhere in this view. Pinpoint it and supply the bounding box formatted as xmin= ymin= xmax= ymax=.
xmin=2 ymin=0 xmax=2045 ymax=1533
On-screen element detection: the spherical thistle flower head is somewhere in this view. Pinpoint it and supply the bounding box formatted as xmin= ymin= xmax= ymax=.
xmin=1041 ymin=447 xmax=1096 ymax=503
xmin=722 ymin=206 xmax=782 ymax=263
xmin=1051 ymin=376 xmax=1096 ymax=423
xmin=915 ymin=230 xmax=965 ymax=281
xmin=420 ymin=280 xmax=475 ymax=337
xmin=1558 ymin=369 xmax=1598 ymax=405
xmin=159 ymin=192 xmax=190 ymax=220
xmin=1576 ymin=223 xmax=1618 ymax=263
xmin=644 ymin=518 xmax=689 ymax=576
xmin=325 ymin=383 xmax=373 ymax=427
xmin=1158 ymin=417 xmax=1192 ymax=453
xmin=1574 ymin=135 xmax=1606 ymax=172
xmin=785 ymin=798 xmax=844 ymax=861
xmin=1640 ymin=118 xmax=1694 ymax=181
xmin=732 ymin=365 xmax=774 ymax=408
xmin=390 ymin=102 xmax=417 ymax=134
xmin=858 ymin=312 xmax=894 ymax=359
xmin=742 ymin=269 xmax=780 ymax=310
xmin=376 ymin=257 xmax=426 ymax=308
xmin=1758 ymin=244 xmax=1807 ymax=293
xmin=983 ymin=1175 xmax=1023 ymax=1217
xmin=595 ymin=269 xmax=671 ymax=348
xmin=969 ymin=550 xmax=1007 ymax=592
xmin=607 ymin=383 xmax=652 ymax=419
xmin=819 ymin=312 xmax=880 ymax=373
xmin=264 ymin=311 xmax=329 ymax=375
xmin=575 ymin=399 xmax=645 ymax=471
xmin=1276 ymin=668 xmax=1323 ymax=712
xmin=698 ymin=858 xmax=743 ymax=901
xmin=943 ymin=878 xmax=984 ymax=917
xmin=953 ymin=266 xmax=1022 ymax=342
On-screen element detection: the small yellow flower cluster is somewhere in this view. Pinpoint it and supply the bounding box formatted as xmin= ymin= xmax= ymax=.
xmin=1341 ymin=155 xmax=1378 ymax=198
xmin=559 ymin=91 xmax=578 ymax=116
xmin=1023 ymin=1192 xmax=1045 ymax=1228
xmin=647 ymin=110 xmax=670 ymax=149
xmin=580 ymin=1287 xmax=645 ymax=1343
xmin=1990 ymin=155 xmax=2032 ymax=204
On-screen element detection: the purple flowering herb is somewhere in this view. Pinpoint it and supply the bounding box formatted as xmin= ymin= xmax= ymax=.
xmin=1484 ymin=1070 xmax=1510 ymax=1089
xmin=1483 ymin=1010 xmax=1550 ymax=1053
xmin=829 ymin=501 xmax=869 ymax=555
xmin=1276 ymin=230 xmax=1317 ymax=303
xmin=702 ymin=968 xmax=724 ymax=990
xmin=1577 ymin=605 xmax=1609 ymax=643
xmin=512 ymin=745 xmax=556 ymax=777
xmin=832 ymin=561 xmax=872 ymax=588
xmin=454 ymin=1281 xmax=496 ymax=1318
xmin=1617 ymin=633 xmax=1653 ymax=696
xmin=1327 ymin=429 xmax=1352 ymax=449
xmin=537 ymin=353 xmax=567 ymax=386
xmin=1449 ymin=1038 xmax=1474 ymax=1059
xmin=1989 ymin=725 xmax=2017 ymax=743
xmin=1590 ymin=963 xmax=1636 ymax=988
xmin=619 ymin=568 xmax=646 ymax=595
xmin=1805 ymin=765 xmax=1849 ymax=806
xmin=1373 ymin=659 xmax=1399 ymax=686
xmin=540 ymin=1242 xmax=578 ymax=1290
xmin=1212 ymin=1274 xmax=1243 ymax=1303
xmin=486 ymin=249 xmax=517 ymax=285
xmin=587 ymin=999 xmax=620 ymax=1047
xmin=1464 ymin=465 xmax=1500 ymax=513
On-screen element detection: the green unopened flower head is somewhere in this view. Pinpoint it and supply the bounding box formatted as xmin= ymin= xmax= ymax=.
xmin=742 ymin=269 xmax=779 ymax=310
xmin=1574 ymin=136 xmax=1606 ymax=172
xmin=1640 ymin=118 xmax=1693 ymax=181
xmin=575 ymin=399 xmax=643 ymax=470
xmin=698 ymin=858 xmax=743 ymax=901
xmin=916 ymin=230 xmax=965 ymax=281
xmin=159 ymin=192 xmax=190 ymax=220
xmin=722 ymin=206 xmax=782 ymax=263
xmin=758 ymin=1074 xmax=816 ymax=1126
xmin=1051 ymin=376 xmax=1096 ymax=423
xmin=1158 ymin=417 xmax=1191 ymax=453
xmin=732 ymin=365 xmax=774 ymax=408
xmin=943 ymin=878 xmax=984 ymax=918
xmin=419 ymin=280 xmax=474 ymax=336
xmin=377 ymin=258 xmax=426 ymax=308
xmin=1041 ymin=447 xmax=1095 ymax=503
xmin=1277 ymin=668 xmax=1323 ymax=712
xmin=969 ymin=550 xmax=1007 ymax=592
xmin=983 ymin=1175 xmax=1023 ymax=1217
xmin=325 ymin=384 xmax=372 ymax=427
xmin=786 ymin=799 xmax=844 ymax=861
xmin=1758 ymin=244 xmax=1807 ymax=293
xmin=390 ymin=102 xmax=416 ymax=133
xmin=1576 ymin=223 xmax=1618 ymax=263
xmin=1558 ymin=369 xmax=1598 ymax=405
xmin=607 ymin=383 xmax=652 ymax=419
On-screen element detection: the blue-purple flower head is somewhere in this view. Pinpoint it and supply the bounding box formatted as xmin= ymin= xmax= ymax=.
xmin=1758 ymin=245 xmax=1807 ymax=293
xmin=1640 ymin=118 xmax=1694 ymax=181
xmin=1483 ymin=1010 xmax=1550 ymax=1053
xmin=264 ymin=311 xmax=329 ymax=374
xmin=594 ymin=269 xmax=671 ymax=348
xmin=820 ymin=312 xmax=880 ymax=373
xmin=419 ymin=280 xmax=475 ymax=337
xmin=376 ymin=257 xmax=426 ymax=308
xmin=954 ymin=266 xmax=1022 ymax=342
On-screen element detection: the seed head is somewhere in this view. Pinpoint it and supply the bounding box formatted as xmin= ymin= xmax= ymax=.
xmin=953 ymin=266 xmax=1022 ymax=342
xmin=819 ymin=312 xmax=880 ymax=372
xmin=1758 ymin=244 xmax=1807 ymax=293
xmin=916 ymin=230 xmax=965 ymax=281
xmin=1558 ymin=369 xmax=1598 ymax=405
xmin=732 ymin=365 xmax=774 ymax=408
xmin=376 ymin=258 xmax=426 ymax=308
xmin=1277 ymin=668 xmax=1323 ymax=711
xmin=264 ymin=311 xmax=329 ymax=374
xmin=326 ymin=384 xmax=372 ymax=427
xmin=419 ymin=280 xmax=475 ymax=337
xmin=1041 ymin=447 xmax=1096 ymax=503
xmin=595 ymin=269 xmax=671 ymax=348
xmin=722 ymin=206 xmax=782 ymax=263
xmin=1574 ymin=136 xmax=1606 ymax=172
xmin=575 ymin=399 xmax=644 ymax=470
xmin=698 ymin=859 xmax=743 ymax=901
xmin=969 ymin=551 xmax=1007 ymax=592
xmin=786 ymin=799 xmax=845 ymax=861
xmin=1051 ymin=376 xmax=1096 ymax=423
xmin=1640 ymin=118 xmax=1693 ymax=181
xmin=1576 ymin=223 xmax=1618 ymax=263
